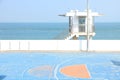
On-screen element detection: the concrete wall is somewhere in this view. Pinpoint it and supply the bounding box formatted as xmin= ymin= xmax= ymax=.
xmin=0 ymin=40 xmax=120 ymax=52
xmin=89 ymin=40 xmax=120 ymax=51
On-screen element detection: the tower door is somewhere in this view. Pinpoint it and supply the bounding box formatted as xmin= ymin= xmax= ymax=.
xmin=69 ymin=17 xmax=73 ymax=33
xmin=79 ymin=17 xmax=86 ymax=32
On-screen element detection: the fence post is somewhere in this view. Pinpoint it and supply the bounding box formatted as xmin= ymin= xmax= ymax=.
xmin=9 ymin=41 xmax=11 ymax=50
xmin=28 ymin=41 xmax=30 ymax=51
xmin=0 ymin=40 xmax=1 ymax=51
xmin=19 ymin=41 xmax=21 ymax=50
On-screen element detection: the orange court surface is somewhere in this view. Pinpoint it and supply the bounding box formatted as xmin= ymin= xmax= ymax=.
xmin=60 ymin=64 xmax=91 ymax=78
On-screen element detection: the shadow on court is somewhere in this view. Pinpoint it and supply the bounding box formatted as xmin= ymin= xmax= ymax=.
xmin=0 ymin=75 xmax=6 ymax=80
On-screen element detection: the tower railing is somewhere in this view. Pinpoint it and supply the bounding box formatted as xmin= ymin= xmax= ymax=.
xmin=79 ymin=24 xmax=95 ymax=33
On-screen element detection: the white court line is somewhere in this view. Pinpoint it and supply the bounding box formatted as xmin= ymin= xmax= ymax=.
xmin=85 ymin=64 xmax=92 ymax=79
xmin=54 ymin=58 xmax=74 ymax=80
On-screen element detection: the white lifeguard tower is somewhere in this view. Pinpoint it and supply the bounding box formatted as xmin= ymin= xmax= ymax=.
xmin=60 ymin=9 xmax=101 ymax=40
xmin=59 ymin=0 xmax=102 ymax=51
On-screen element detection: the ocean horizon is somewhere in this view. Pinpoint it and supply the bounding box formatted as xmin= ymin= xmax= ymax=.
xmin=0 ymin=22 xmax=120 ymax=40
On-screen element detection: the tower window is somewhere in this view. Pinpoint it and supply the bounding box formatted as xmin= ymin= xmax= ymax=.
xmin=79 ymin=17 xmax=85 ymax=24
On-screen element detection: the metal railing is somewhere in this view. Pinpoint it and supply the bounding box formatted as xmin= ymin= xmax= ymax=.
xmin=79 ymin=24 xmax=95 ymax=33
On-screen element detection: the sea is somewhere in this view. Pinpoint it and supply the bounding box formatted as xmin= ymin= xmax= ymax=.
xmin=0 ymin=22 xmax=120 ymax=40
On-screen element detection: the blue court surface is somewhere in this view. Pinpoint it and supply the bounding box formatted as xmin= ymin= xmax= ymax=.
xmin=0 ymin=52 xmax=120 ymax=80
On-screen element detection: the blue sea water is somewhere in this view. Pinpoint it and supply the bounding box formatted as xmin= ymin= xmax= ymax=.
xmin=94 ymin=23 xmax=120 ymax=40
xmin=0 ymin=22 xmax=120 ymax=40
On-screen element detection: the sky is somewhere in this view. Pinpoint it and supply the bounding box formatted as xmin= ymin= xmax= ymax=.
xmin=0 ymin=0 xmax=119 ymax=22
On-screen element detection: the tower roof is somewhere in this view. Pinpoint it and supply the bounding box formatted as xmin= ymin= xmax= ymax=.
xmin=59 ymin=10 xmax=102 ymax=17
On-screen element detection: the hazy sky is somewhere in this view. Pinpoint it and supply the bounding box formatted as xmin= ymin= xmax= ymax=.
xmin=0 ymin=0 xmax=119 ymax=22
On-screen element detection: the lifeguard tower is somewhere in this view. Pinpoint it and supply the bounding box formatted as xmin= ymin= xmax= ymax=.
xmin=60 ymin=9 xmax=101 ymax=40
